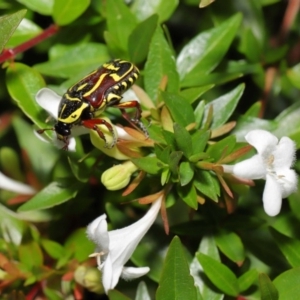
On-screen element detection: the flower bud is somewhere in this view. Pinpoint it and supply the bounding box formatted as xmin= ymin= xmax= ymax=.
xmin=101 ymin=161 xmax=138 ymax=191
xmin=74 ymin=266 xmax=104 ymax=294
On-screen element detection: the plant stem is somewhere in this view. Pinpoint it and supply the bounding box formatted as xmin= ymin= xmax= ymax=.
xmin=0 ymin=24 xmax=59 ymax=64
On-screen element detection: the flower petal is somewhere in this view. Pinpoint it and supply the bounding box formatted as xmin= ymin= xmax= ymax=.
xmin=101 ymin=253 xmax=116 ymax=293
xmin=121 ymin=266 xmax=150 ymax=280
xmin=273 ymin=137 xmax=296 ymax=170
xmin=263 ymin=174 xmax=282 ymax=216
xmin=279 ymin=169 xmax=298 ymax=198
xmin=36 ymin=88 xmax=61 ymax=118
xmin=245 ymin=130 xmax=278 ymax=156
xmin=87 ymin=214 xmax=109 ymax=251
xmin=0 ymin=172 xmax=35 ymax=195
xmin=233 ymin=155 xmax=266 ymax=179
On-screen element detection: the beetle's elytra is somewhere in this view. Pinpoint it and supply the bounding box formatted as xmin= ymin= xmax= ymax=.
xmin=38 ymin=59 xmax=148 ymax=150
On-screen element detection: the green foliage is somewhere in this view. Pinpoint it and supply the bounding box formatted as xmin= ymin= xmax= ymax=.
xmin=1 ymin=1 xmax=300 ymax=299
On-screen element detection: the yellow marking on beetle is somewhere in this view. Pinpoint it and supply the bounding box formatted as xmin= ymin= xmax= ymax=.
xmin=65 ymin=94 xmax=82 ymax=101
xmin=69 ymin=70 xmax=97 ymax=91
xmin=103 ymin=63 xmax=120 ymax=71
xmin=128 ymin=77 xmax=134 ymax=83
xmin=76 ymin=82 xmax=88 ymax=91
xmin=58 ymin=103 xmax=89 ymax=123
xmin=83 ymin=73 xmax=108 ymax=97
xmin=121 ymin=81 xmax=127 ymax=88
xmin=106 ymin=93 xmax=121 ymax=103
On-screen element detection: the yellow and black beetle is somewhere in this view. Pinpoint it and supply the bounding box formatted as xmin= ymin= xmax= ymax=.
xmin=38 ymin=59 xmax=148 ymax=150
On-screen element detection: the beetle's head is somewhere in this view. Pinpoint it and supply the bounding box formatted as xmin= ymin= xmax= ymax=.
xmin=54 ymin=122 xmax=71 ymax=141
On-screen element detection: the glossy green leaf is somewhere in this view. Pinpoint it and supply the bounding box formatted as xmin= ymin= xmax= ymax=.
xmin=162 ymin=92 xmax=195 ymax=127
xmin=179 ymin=162 xmax=194 ymax=186
xmin=53 ymin=0 xmax=90 ymax=26
xmin=135 ymin=281 xmax=151 ymax=300
xmin=177 ymin=183 xmax=198 ymax=209
xmin=203 ymin=84 xmax=245 ymax=129
xmin=131 ymin=157 xmax=164 ymax=175
xmin=197 ymin=252 xmax=239 ymax=296
xmin=144 ymin=26 xmax=180 ymax=102
xmin=34 ymin=43 xmax=110 ymax=78
xmin=174 ymin=123 xmax=193 ymax=158
xmin=5 ymin=18 xmax=42 ymax=48
xmin=239 ymin=27 xmax=262 ymax=62
xmin=0 ymin=147 xmax=23 ymax=182
xmin=206 ymin=135 xmax=236 ymax=162
xmin=177 ymin=13 xmax=242 ymax=81
xmin=156 ymin=236 xmax=198 ymax=300
xmin=191 ymin=236 xmax=223 ymax=300
xmin=273 ymin=267 xmax=300 ymax=300
xmin=128 ymin=14 xmax=158 ymax=64
xmin=106 ymin=0 xmax=137 ymax=52
xmin=191 ymin=130 xmax=210 ymax=155
xmin=269 ymin=227 xmax=300 ymax=267
xmin=41 ymin=239 xmax=65 ymax=259
xmin=214 ymin=230 xmax=245 ymax=264
xmin=238 ymin=269 xmax=258 ymax=292
xmin=0 ymin=9 xmax=26 ymax=53
xmin=16 ymin=0 xmax=53 ymax=15
xmin=168 ymin=151 xmax=183 ymax=176
xmin=18 ymin=180 xmax=79 ymax=211
xmin=131 ymin=0 xmax=179 ymax=22
xmin=108 ymin=289 xmax=131 ymax=300
xmin=259 ymin=273 xmax=279 ymax=300
xmin=19 ymin=241 xmax=43 ymax=269
xmin=6 ymin=63 xmax=45 ymax=128
xmin=286 ymin=62 xmax=300 ymax=89
xmin=180 ymin=85 xmax=214 ymax=104
xmin=194 ymin=170 xmax=220 ymax=202
xmin=12 ymin=117 xmax=59 ymax=183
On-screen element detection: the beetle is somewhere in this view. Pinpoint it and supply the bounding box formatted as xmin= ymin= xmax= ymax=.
xmin=38 ymin=59 xmax=148 ymax=150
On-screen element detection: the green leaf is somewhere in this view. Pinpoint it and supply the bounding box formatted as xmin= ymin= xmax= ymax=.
xmin=206 ymin=135 xmax=236 ymax=162
xmin=6 ymin=63 xmax=45 ymax=128
xmin=128 ymin=14 xmax=158 ymax=64
xmin=131 ymin=157 xmax=164 ymax=175
xmin=156 ymin=236 xmax=198 ymax=300
xmin=5 ymin=19 xmax=42 ymax=48
xmin=214 ymin=230 xmax=245 ymax=264
xmin=18 ymin=180 xmax=79 ymax=211
xmin=106 ymin=0 xmax=137 ymax=52
xmin=191 ymin=130 xmax=210 ymax=155
xmin=179 ymin=162 xmax=194 ymax=186
xmin=259 ymin=273 xmax=279 ymax=300
xmin=144 ymin=26 xmax=180 ymax=102
xmin=16 ymin=0 xmax=53 ymax=15
xmin=269 ymin=227 xmax=300 ymax=268
xmin=131 ymin=0 xmax=179 ymax=23
xmin=135 ymin=281 xmax=151 ymax=300
xmin=41 ymin=239 xmax=65 ymax=259
xmin=273 ymin=267 xmax=300 ymax=300
xmin=34 ymin=43 xmax=110 ymax=79
xmin=53 ymin=0 xmax=90 ymax=26
xmin=286 ymin=62 xmax=300 ymax=89
xmin=238 ymin=269 xmax=258 ymax=292
xmin=197 ymin=252 xmax=239 ymax=296
xmin=108 ymin=289 xmax=131 ymax=300
xmin=194 ymin=170 xmax=220 ymax=202
xmin=162 ymin=92 xmax=195 ymax=127
xmin=203 ymin=84 xmax=245 ymax=129
xmin=180 ymin=85 xmax=214 ymax=104
xmin=173 ymin=123 xmax=193 ymax=158
xmin=19 ymin=241 xmax=43 ymax=269
xmin=177 ymin=183 xmax=198 ymax=209
xmin=0 ymin=9 xmax=26 ymax=53
xmin=177 ymin=13 xmax=242 ymax=81
xmin=168 ymin=151 xmax=183 ymax=176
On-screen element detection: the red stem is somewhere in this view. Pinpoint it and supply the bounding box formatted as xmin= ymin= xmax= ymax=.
xmin=0 ymin=24 xmax=59 ymax=64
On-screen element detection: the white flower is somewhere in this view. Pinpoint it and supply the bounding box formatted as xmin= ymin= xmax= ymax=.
xmin=0 ymin=171 xmax=35 ymax=195
xmin=224 ymin=130 xmax=297 ymax=216
xmin=86 ymin=195 xmax=162 ymax=293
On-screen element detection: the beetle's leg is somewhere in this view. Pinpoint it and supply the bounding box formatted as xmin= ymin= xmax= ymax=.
xmin=114 ymin=101 xmax=149 ymax=138
xmin=81 ymin=118 xmax=116 ymax=148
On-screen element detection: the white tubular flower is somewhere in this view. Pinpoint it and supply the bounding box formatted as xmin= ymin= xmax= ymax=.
xmin=227 ymin=130 xmax=297 ymax=216
xmin=86 ymin=195 xmax=163 ymax=293
xmin=35 ymin=88 xmax=88 ymax=151
xmin=0 ymin=172 xmax=35 ymax=195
